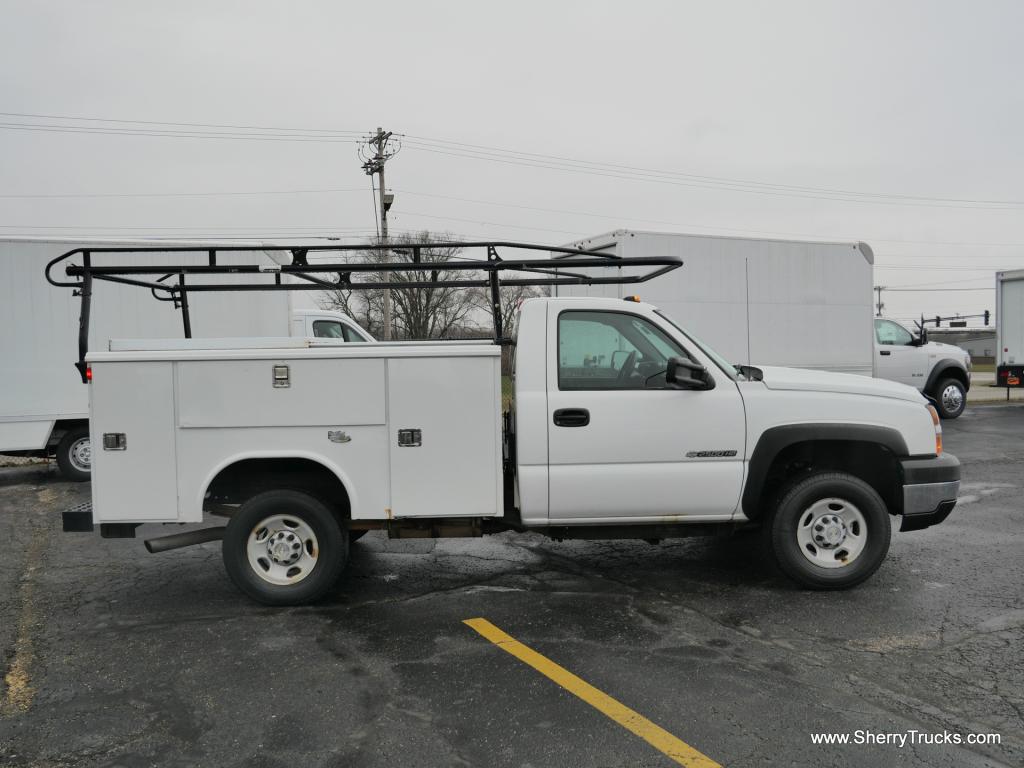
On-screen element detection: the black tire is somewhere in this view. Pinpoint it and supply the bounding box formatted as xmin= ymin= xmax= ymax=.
xmin=55 ymin=425 xmax=91 ymax=482
xmin=932 ymin=378 xmax=966 ymax=419
xmin=222 ymin=490 xmax=347 ymax=606
xmin=764 ymin=472 xmax=891 ymax=590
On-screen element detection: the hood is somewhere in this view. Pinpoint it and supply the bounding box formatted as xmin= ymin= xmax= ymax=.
xmin=925 ymin=341 xmax=970 ymax=358
xmin=756 ymin=366 xmax=926 ymax=403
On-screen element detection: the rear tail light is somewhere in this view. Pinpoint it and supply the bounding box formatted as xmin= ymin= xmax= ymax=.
xmin=85 ymin=365 xmax=92 ymax=382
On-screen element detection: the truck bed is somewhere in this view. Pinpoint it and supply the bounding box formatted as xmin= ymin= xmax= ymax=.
xmin=86 ymin=340 xmax=503 ymax=525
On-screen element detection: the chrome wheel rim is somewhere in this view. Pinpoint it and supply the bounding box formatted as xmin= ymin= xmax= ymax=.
xmin=941 ymin=384 xmax=963 ymax=413
xmin=69 ymin=437 xmax=91 ymax=472
xmin=246 ymin=514 xmax=319 ymax=585
xmin=795 ymin=498 xmax=867 ymax=569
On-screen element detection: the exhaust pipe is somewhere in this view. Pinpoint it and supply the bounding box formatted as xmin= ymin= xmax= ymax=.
xmin=144 ymin=526 xmax=226 ymax=553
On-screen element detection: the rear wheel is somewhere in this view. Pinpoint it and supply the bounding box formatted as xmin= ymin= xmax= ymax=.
xmin=764 ymin=472 xmax=890 ymax=589
xmin=222 ymin=490 xmax=347 ymax=606
xmin=55 ymin=426 xmax=91 ymax=482
xmin=933 ymin=378 xmax=966 ymax=419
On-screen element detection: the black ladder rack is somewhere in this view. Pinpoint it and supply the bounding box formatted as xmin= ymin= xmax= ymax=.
xmin=45 ymin=240 xmax=683 ymax=382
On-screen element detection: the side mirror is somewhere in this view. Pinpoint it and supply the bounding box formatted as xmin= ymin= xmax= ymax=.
xmin=666 ymin=357 xmax=715 ymax=390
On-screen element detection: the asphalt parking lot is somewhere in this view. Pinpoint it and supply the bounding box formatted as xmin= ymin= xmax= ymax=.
xmin=1 ymin=406 xmax=1022 ymax=768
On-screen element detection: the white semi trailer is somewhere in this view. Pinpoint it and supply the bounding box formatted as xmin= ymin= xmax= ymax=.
xmin=558 ymin=230 xmax=875 ymax=376
xmin=996 ymin=269 xmax=1024 ymax=387
xmin=1 ymin=238 xmax=371 ymax=479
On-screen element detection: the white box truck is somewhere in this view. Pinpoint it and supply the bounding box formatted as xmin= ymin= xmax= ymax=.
xmin=558 ymin=231 xmax=970 ymax=418
xmin=995 ymin=269 xmax=1024 ymax=387
xmin=54 ymin=242 xmax=960 ymax=605
xmin=1 ymin=238 xmax=372 ymax=479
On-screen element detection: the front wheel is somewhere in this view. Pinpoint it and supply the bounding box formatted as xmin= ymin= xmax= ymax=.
xmin=222 ymin=490 xmax=347 ymax=606
xmin=933 ymin=378 xmax=966 ymax=419
xmin=55 ymin=426 xmax=91 ymax=482
xmin=764 ymin=472 xmax=891 ymax=590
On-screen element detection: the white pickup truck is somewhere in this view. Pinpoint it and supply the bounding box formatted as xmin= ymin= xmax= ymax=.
xmin=873 ymin=318 xmax=971 ymax=419
xmin=54 ymin=243 xmax=961 ymax=605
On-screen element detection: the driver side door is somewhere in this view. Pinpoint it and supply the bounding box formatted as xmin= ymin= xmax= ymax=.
xmin=546 ymin=307 xmax=745 ymax=524
xmin=874 ymin=319 xmax=927 ymax=388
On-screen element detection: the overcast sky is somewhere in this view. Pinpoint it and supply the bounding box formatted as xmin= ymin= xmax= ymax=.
xmin=1 ymin=0 xmax=1021 ymax=325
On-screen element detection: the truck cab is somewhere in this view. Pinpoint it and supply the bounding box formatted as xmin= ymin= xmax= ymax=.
xmin=872 ymin=318 xmax=971 ymax=419
xmin=290 ymin=309 xmax=375 ymax=342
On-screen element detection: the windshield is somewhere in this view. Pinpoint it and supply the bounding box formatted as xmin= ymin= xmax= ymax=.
xmin=655 ymin=310 xmax=741 ymax=381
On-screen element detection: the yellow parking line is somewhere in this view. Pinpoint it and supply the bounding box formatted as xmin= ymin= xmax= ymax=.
xmin=463 ymin=618 xmax=722 ymax=768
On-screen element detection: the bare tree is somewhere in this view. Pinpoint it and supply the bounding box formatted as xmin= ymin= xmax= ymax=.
xmin=494 ymin=283 xmax=547 ymax=340
xmin=319 ymin=232 xmax=484 ymax=340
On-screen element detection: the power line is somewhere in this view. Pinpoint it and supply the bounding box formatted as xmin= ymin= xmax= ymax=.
xmin=0 ymin=122 xmax=361 ymax=143
xmin=4 ymin=182 xmax=1024 ymax=249
xmin=874 ymin=264 xmax=1023 ymax=271
xmin=404 ymin=134 xmax=1023 ymax=208
xmin=0 ymin=111 xmax=363 ymax=134
xmin=0 ymin=187 xmax=367 ymax=199
xmin=882 ymin=287 xmax=995 ymax=292
xmin=395 ymin=210 xmax=587 ymax=237
xmin=400 ymin=139 xmax=1024 ymax=210
xmin=894 ymin=277 xmax=994 ymax=288
xmin=396 ymin=189 xmax=1024 ymax=247
xmin=3 ymin=110 xmax=1020 ymax=209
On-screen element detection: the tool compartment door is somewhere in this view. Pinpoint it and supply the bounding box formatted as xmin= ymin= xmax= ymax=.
xmin=387 ymin=355 xmax=502 ymax=518
xmin=90 ymin=361 xmax=179 ymax=521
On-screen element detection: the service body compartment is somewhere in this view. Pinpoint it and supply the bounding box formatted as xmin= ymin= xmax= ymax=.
xmin=90 ymin=361 xmax=178 ymax=522
xmin=87 ymin=343 xmax=502 ymax=525
xmin=387 ymin=355 xmax=503 ymax=518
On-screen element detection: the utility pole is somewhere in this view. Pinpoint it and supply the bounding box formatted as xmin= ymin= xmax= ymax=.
xmin=874 ymin=285 xmax=885 ymax=317
xmin=360 ymin=127 xmax=400 ymax=339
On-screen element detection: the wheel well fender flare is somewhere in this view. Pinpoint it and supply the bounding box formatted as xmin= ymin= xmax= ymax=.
xmin=198 ymin=451 xmax=359 ymax=519
xmin=925 ymin=360 xmax=969 ymax=393
xmin=742 ymin=424 xmax=908 ymax=519
xmin=47 ymin=418 xmax=89 ymax=448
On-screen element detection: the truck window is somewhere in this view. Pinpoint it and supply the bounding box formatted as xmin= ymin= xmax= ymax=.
xmin=342 ymin=324 xmax=366 ymax=342
xmin=313 ymin=320 xmax=345 ymax=339
xmin=558 ymin=310 xmax=688 ymax=390
xmin=875 ymin=319 xmax=913 ymax=346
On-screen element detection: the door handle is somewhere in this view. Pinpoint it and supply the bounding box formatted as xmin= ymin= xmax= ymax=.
xmin=553 ymin=408 xmax=590 ymax=427
xmin=879 ymin=350 xmax=891 ymax=356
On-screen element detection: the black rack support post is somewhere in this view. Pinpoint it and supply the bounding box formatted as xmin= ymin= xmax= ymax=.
xmin=177 ymin=273 xmax=192 ymax=338
xmin=75 ymin=252 xmax=92 ymax=383
xmin=487 ymin=245 xmax=504 ymax=342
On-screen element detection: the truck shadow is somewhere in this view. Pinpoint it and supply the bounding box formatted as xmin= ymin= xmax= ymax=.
xmin=333 ymin=529 xmax=783 ymax=609
xmin=0 ymin=463 xmax=62 ymax=488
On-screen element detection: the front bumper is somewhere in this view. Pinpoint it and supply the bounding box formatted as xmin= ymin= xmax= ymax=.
xmin=900 ymin=453 xmax=961 ymax=532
